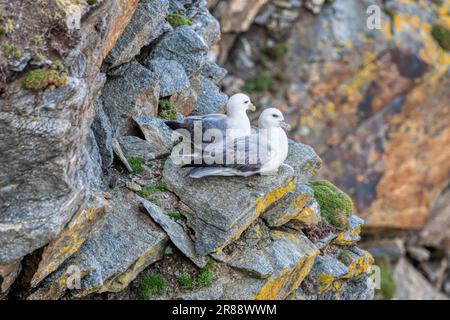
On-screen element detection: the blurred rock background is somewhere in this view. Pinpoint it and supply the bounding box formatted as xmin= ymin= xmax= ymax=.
xmin=208 ymin=0 xmax=450 ymax=299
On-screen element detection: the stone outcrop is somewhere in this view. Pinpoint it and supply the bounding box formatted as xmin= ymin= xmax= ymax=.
xmin=1 ymin=0 xmax=376 ymax=301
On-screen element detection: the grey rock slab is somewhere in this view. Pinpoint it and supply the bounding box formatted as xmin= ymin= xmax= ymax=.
xmin=285 ymin=140 xmax=322 ymax=182
xmin=29 ymin=189 xmax=168 ymax=299
xmin=163 ymin=158 xmax=296 ymax=255
xmin=191 ymin=7 xmax=221 ymax=47
xmin=406 ymin=246 xmax=431 ymax=262
xmin=201 ymin=62 xmax=227 ymax=85
xmin=333 ymin=215 xmax=364 ymax=245
xmin=101 ymin=60 xmax=160 ymax=136
xmin=118 ymin=135 xmax=171 ymax=162
xmin=193 ymin=75 xmax=228 ymax=115
xmin=140 ymin=197 xmax=207 ymax=268
xmin=105 ymin=0 xmax=171 ymax=68
xmin=91 ymin=100 xmax=114 ymax=168
xmin=148 ymin=26 xmax=209 ymax=76
xmin=0 ymin=77 xmax=98 ymax=264
xmin=132 ymin=115 xmax=173 ymax=149
xmin=228 ymin=248 xmax=274 ymax=279
xmin=144 ymin=58 xmax=190 ymax=97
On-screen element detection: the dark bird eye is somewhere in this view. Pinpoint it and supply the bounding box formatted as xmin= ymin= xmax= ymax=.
xmin=272 ymin=114 xmax=279 ymax=118
xmin=244 ymin=100 xmax=249 ymax=104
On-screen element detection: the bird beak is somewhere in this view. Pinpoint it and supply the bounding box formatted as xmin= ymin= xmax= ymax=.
xmin=248 ymin=103 xmax=256 ymax=112
xmin=280 ymin=120 xmax=291 ymax=131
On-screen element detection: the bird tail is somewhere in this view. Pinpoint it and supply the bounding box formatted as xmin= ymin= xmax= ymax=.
xmin=164 ymin=121 xmax=183 ymax=131
xmin=188 ymin=167 xmax=243 ymax=179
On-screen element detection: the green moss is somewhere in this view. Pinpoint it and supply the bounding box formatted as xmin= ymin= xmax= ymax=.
xmin=309 ymin=180 xmax=353 ymax=229
xmin=196 ymin=269 xmax=214 ymax=287
xmin=167 ymin=211 xmax=182 ymax=221
xmin=0 ymin=28 xmax=5 ymax=36
xmin=166 ymin=12 xmax=192 ymax=28
xmin=158 ymin=98 xmax=177 ymax=120
xmin=148 ymin=198 xmax=161 ymax=206
xmin=138 ymin=181 xmax=168 ymax=198
xmin=12 ymin=50 xmax=21 ymax=60
xmin=241 ymin=73 xmax=272 ymax=93
xmin=128 ymin=156 xmax=144 ymax=173
xmin=87 ymin=0 xmax=97 ymax=5
xmin=431 ymin=24 xmax=450 ymax=51
xmin=164 ymin=245 xmax=174 ymax=255
xmin=1 ymin=42 xmax=12 ymax=53
xmin=50 ymin=60 xmax=64 ymax=72
xmin=35 ymin=53 xmax=46 ymax=62
xmin=262 ymin=43 xmax=288 ymax=60
xmin=138 ymin=272 xmax=167 ymax=299
xmin=22 ymin=68 xmax=67 ymax=91
xmin=374 ymin=258 xmax=396 ymax=300
xmin=337 ymin=250 xmax=353 ymax=266
xmin=177 ymin=274 xmax=196 ymax=289
xmin=30 ymin=35 xmax=44 ymax=46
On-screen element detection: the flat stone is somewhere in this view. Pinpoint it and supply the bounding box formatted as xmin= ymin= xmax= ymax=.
xmin=132 ymin=115 xmax=173 ymax=149
xmin=366 ymin=239 xmax=405 ymax=263
xmin=228 ymin=248 xmax=274 ymax=279
xmin=163 ymin=158 xmax=296 ymax=255
xmin=118 ymin=135 xmax=171 ymax=162
xmin=262 ymin=183 xmax=315 ymax=227
xmin=308 ymin=254 xmax=349 ymax=293
xmin=191 ymin=7 xmax=221 ymax=47
xmin=178 ymin=283 xmax=224 ymax=300
xmin=29 ymin=189 xmax=168 ymax=299
xmin=92 ymin=100 xmax=114 ymax=168
xmin=144 ymin=58 xmax=190 ymax=97
xmin=406 ymin=246 xmax=431 ymax=262
xmin=140 ymin=197 xmax=207 ymax=268
xmin=149 ymin=26 xmax=209 ymax=76
xmin=221 ymin=230 xmax=319 ymax=300
xmin=105 ymin=0 xmax=171 ymax=68
xmin=216 ymin=0 xmax=269 ymax=33
xmin=285 ymin=140 xmax=322 ymax=182
xmin=193 ymin=75 xmax=228 ymax=115
xmin=101 ymin=60 xmax=160 ymax=136
xmin=30 ymin=195 xmax=107 ymax=288
xmin=333 ymin=215 xmax=364 ymax=246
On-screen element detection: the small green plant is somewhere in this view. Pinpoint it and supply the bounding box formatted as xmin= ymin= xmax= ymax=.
xmin=1 ymin=42 xmax=12 ymax=53
xmin=128 ymin=156 xmax=144 ymax=173
xmin=167 ymin=211 xmax=182 ymax=221
xmin=241 ymin=73 xmax=272 ymax=93
xmin=164 ymin=245 xmax=174 ymax=255
xmin=431 ymin=24 xmax=450 ymax=51
xmin=374 ymin=258 xmax=396 ymax=300
xmin=30 ymin=35 xmax=44 ymax=46
xmin=87 ymin=0 xmax=97 ymax=5
xmin=148 ymin=198 xmax=161 ymax=206
xmin=0 ymin=28 xmax=5 ymax=36
xmin=50 ymin=60 xmax=64 ymax=72
xmin=138 ymin=181 xmax=168 ymax=198
xmin=35 ymin=53 xmax=46 ymax=62
xmin=166 ymin=12 xmax=192 ymax=28
xmin=337 ymin=250 xmax=353 ymax=266
xmin=22 ymin=68 xmax=67 ymax=91
xmin=262 ymin=43 xmax=288 ymax=60
xmin=4 ymin=19 xmax=13 ymax=34
xmin=309 ymin=180 xmax=353 ymax=229
xmin=12 ymin=50 xmax=21 ymax=60
xmin=138 ymin=272 xmax=167 ymax=299
xmin=196 ymin=269 xmax=214 ymax=287
xmin=177 ymin=274 xmax=196 ymax=289
xmin=158 ymin=98 xmax=177 ymax=120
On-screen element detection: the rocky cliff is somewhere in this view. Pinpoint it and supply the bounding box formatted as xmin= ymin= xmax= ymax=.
xmin=211 ymin=0 xmax=450 ymax=299
xmin=1 ymin=0 xmax=375 ymax=300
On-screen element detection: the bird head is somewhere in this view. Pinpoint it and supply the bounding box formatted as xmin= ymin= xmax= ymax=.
xmin=227 ymin=93 xmax=256 ymax=116
xmin=258 ymin=108 xmax=291 ymax=130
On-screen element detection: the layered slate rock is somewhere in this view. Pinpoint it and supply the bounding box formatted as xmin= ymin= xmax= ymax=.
xmin=0 ymin=78 xmax=100 ymax=264
xmin=101 ymin=60 xmax=160 ymax=136
xmin=29 ymin=189 xmax=167 ymax=299
xmin=333 ymin=215 xmax=364 ymax=246
xmin=30 ymin=195 xmax=107 ymax=288
xmin=148 ymin=26 xmax=209 ymax=76
xmin=220 ymin=230 xmax=319 ymax=300
xmin=0 ymin=259 xmax=21 ymax=298
xmin=105 ymin=0 xmax=171 ymax=69
xmin=144 ymin=58 xmax=191 ymax=97
xmin=163 ymin=141 xmax=322 ymax=255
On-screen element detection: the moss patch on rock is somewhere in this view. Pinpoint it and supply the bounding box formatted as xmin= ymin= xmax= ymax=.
xmin=158 ymin=98 xmax=177 ymax=120
xmin=431 ymin=24 xmax=450 ymax=51
xmin=21 ymin=68 xmax=67 ymax=91
xmin=128 ymin=156 xmax=144 ymax=173
xmin=309 ymin=180 xmax=353 ymax=229
xmin=166 ymin=12 xmax=192 ymax=28
xmin=138 ymin=272 xmax=167 ymax=299
xmin=262 ymin=43 xmax=288 ymax=61
xmin=374 ymin=258 xmax=396 ymax=300
xmin=242 ymin=73 xmax=272 ymax=93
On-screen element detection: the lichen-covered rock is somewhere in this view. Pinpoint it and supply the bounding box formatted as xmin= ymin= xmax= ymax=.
xmin=30 ymin=195 xmax=107 ymax=288
xmin=101 ymin=60 xmax=160 ymax=136
xmin=149 ymin=26 xmax=209 ymax=76
xmin=163 ymin=159 xmax=296 ymax=255
xmin=144 ymin=58 xmax=190 ymax=97
xmin=140 ymin=197 xmax=207 ymax=268
xmin=220 ymin=230 xmax=319 ymax=300
xmin=29 ymin=189 xmax=167 ymax=299
xmin=285 ymin=140 xmax=322 ymax=181
xmin=0 ymin=78 xmax=101 ymax=264
xmin=105 ymin=0 xmax=171 ymax=69
xmin=333 ymin=215 xmax=364 ymax=246
xmin=262 ymin=183 xmax=317 ymax=227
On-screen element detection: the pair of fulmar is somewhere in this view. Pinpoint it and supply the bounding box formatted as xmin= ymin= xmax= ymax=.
xmin=165 ymin=94 xmax=290 ymax=178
